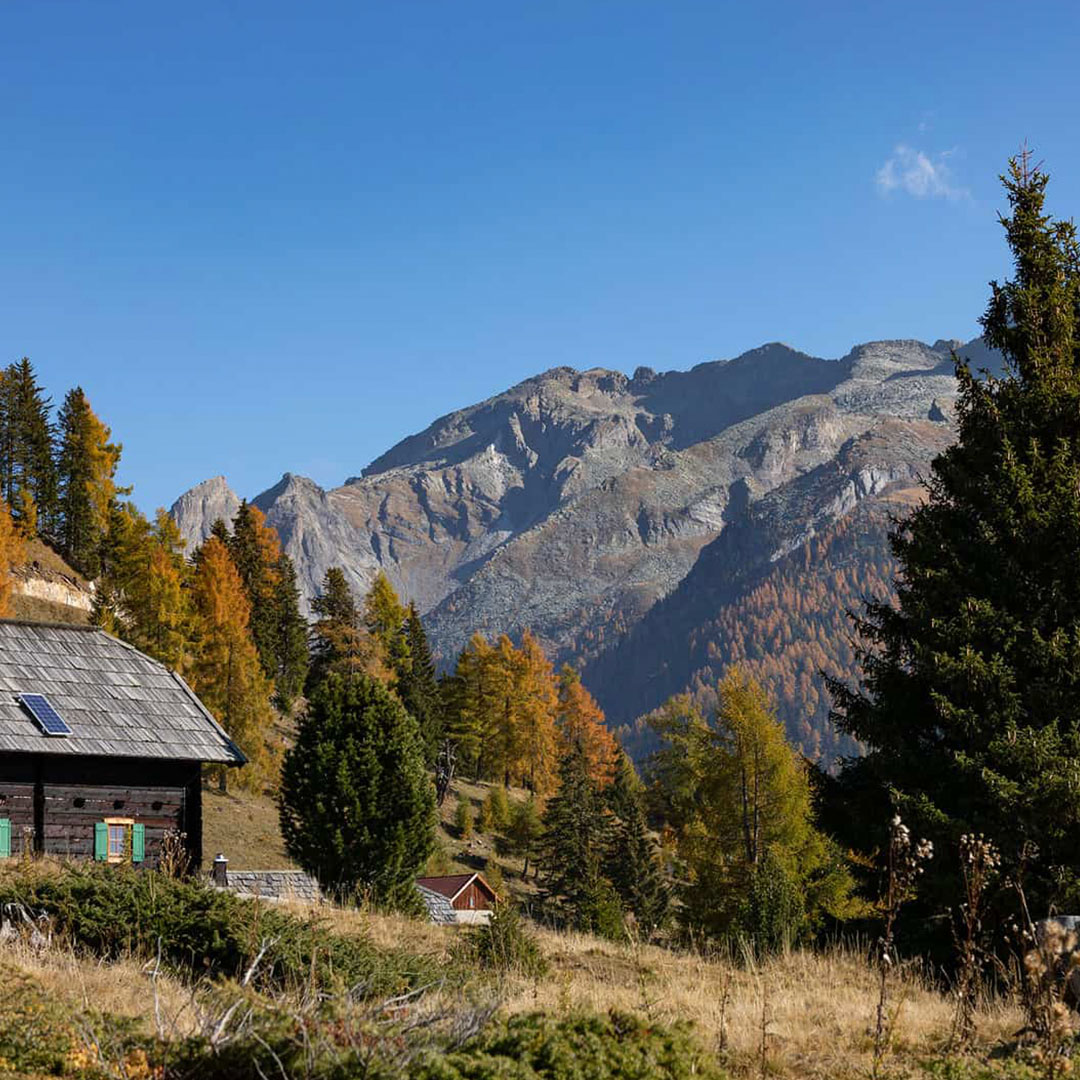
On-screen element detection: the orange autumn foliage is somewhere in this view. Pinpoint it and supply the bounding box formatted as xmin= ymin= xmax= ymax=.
xmin=557 ymin=664 xmax=618 ymax=786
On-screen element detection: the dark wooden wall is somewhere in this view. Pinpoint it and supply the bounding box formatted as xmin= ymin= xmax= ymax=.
xmin=0 ymin=755 xmax=205 ymax=869
xmin=452 ymin=878 xmax=496 ymax=911
xmin=0 ymin=780 xmax=35 ymax=856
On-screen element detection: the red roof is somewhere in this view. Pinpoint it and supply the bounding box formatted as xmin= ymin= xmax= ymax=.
xmin=416 ymin=873 xmax=498 ymax=903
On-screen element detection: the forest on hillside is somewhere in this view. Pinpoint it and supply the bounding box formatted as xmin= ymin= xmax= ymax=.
xmin=605 ymin=496 xmax=910 ymax=764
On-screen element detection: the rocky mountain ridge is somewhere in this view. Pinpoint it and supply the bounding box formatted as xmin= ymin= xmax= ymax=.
xmin=171 ymin=336 xmax=1001 ymax=756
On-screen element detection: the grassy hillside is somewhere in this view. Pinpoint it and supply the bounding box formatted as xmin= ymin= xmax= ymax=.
xmin=9 ymin=538 xmax=93 ymax=625
xmin=0 ymin=860 xmax=1029 ymax=1079
xmin=202 ymin=782 xmax=295 ymax=870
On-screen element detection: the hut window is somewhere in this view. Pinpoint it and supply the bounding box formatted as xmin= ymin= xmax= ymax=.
xmin=73 ymin=797 xmax=85 ymax=808
xmin=97 ymin=817 xmax=144 ymax=865
xmin=107 ymin=819 xmax=133 ymax=862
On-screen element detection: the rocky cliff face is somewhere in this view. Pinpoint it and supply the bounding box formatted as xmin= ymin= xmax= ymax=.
xmin=170 ymin=476 xmax=242 ymax=549
xmin=171 ymin=336 xmax=999 ymax=756
xmin=251 ymin=474 xmax=379 ymax=613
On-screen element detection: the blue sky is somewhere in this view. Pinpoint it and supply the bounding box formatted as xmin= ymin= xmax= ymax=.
xmin=2 ymin=1 xmax=1079 ymax=511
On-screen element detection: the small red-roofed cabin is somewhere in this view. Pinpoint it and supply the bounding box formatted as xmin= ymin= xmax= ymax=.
xmin=416 ymin=872 xmax=499 ymax=925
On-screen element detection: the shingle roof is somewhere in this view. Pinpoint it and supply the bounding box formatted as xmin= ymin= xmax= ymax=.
xmin=0 ymin=620 xmax=245 ymax=764
xmin=415 ymin=873 xmax=498 ymax=902
xmin=416 ymin=885 xmax=458 ymax=925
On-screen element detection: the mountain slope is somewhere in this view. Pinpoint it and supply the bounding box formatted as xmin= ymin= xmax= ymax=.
xmin=171 ymin=336 xmax=996 ymax=759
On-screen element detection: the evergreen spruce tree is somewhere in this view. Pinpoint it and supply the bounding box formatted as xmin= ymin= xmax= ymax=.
xmin=308 ymin=567 xmax=385 ymax=690
xmin=539 ymin=737 xmax=622 ymax=936
xmin=829 ymin=155 xmax=1080 ymax=915
xmin=396 ymin=603 xmax=442 ymax=764
xmin=268 ymin=553 xmax=309 ymax=710
xmin=606 ymin=751 xmax=670 ymax=935
xmin=0 ymin=359 xmax=57 ymax=538
xmin=278 ymin=672 xmax=436 ymax=905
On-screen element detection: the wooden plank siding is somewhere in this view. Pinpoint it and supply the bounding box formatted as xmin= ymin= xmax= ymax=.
xmin=452 ymin=878 xmax=496 ymax=911
xmin=42 ymin=784 xmax=186 ymax=861
xmin=0 ymin=754 xmax=203 ymax=869
xmin=0 ymin=781 xmax=35 ymax=856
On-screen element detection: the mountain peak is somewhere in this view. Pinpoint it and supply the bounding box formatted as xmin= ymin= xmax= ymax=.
xmin=170 ymin=476 xmax=242 ymax=547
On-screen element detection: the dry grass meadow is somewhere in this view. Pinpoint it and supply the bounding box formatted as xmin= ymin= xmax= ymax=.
xmin=341 ymin=904 xmax=1024 ymax=1078
xmin=0 ymin=882 xmax=1033 ymax=1079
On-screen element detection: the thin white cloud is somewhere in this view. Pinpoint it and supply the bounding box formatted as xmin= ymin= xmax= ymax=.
xmin=876 ymin=144 xmax=968 ymax=201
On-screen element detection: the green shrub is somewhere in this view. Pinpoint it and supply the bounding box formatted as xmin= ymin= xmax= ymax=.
xmin=0 ymin=964 xmax=79 ymax=1076
xmin=456 ymin=901 xmax=548 ymax=979
xmin=169 ymin=1008 xmax=727 ymax=1080
xmin=483 ymin=859 xmax=505 ymax=896
xmin=405 ymin=1012 xmax=728 ymax=1079
xmin=455 ymin=797 xmax=474 ymax=839
xmin=486 ymin=787 xmax=511 ymax=830
xmin=476 ymin=798 xmax=494 ymax=833
xmin=0 ymin=864 xmax=439 ymax=997
xmin=737 ymin=849 xmax=806 ymax=954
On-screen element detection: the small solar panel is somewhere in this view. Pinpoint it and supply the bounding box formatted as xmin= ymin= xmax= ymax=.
xmin=18 ymin=693 xmax=72 ymax=736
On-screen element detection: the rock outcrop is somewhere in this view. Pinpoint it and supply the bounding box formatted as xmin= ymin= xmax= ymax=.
xmin=170 ymin=476 xmax=242 ymax=549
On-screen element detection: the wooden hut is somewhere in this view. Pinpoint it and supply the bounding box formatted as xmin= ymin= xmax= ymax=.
xmin=416 ymin=872 xmax=499 ymax=924
xmin=0 ymin=620 xmax=245 ymax=869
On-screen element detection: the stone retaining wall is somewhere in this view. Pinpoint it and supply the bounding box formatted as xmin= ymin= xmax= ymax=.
xmin=217 ymin=869 xmax=321 ymax=902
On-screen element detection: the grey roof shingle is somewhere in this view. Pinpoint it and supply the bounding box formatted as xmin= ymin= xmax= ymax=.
xmin=0 ymin=620 xmax=245 ymax=765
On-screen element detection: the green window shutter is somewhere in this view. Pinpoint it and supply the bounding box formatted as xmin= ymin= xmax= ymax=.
xmin=94 ymin=822 xmax=108 ymax=861
xmin=131 ymin=823 xmax=145 ymax=864
xmin=0 ymin=819 xmax=10 ymax=858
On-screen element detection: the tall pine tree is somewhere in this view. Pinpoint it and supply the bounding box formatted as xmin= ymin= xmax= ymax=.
xmin=396 ymin=603 xmax=442 ymax=764
xmin=56 ymin=387 xmax=122 ymax=578
xmin=606 ymin=751 xmax=670 ymax=935
xmin=830 ymin=155 xmax=1080 ymax=916
xmin=226 ymin=501 xmax=281 ymax=677
xmin=0 ymin=359 xmax=56 ymax=537
xmin=268 ymin=552 xmax=309 ymax=710
xmin=308 ymin=567 xmax=385 ymax=690
xmin=539 ymin=736 xmax=622 ymax=936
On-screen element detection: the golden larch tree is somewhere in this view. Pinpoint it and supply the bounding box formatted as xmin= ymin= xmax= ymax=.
xmin=557 ymin=664 xmax=618 ymax=786
xmin=0 ymin=499 xmax=26 ymax=617
xmin=190 ymin=537 xmax=275 ymax=791
xmin=512 ymin=630 xmax=560 ymax=794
